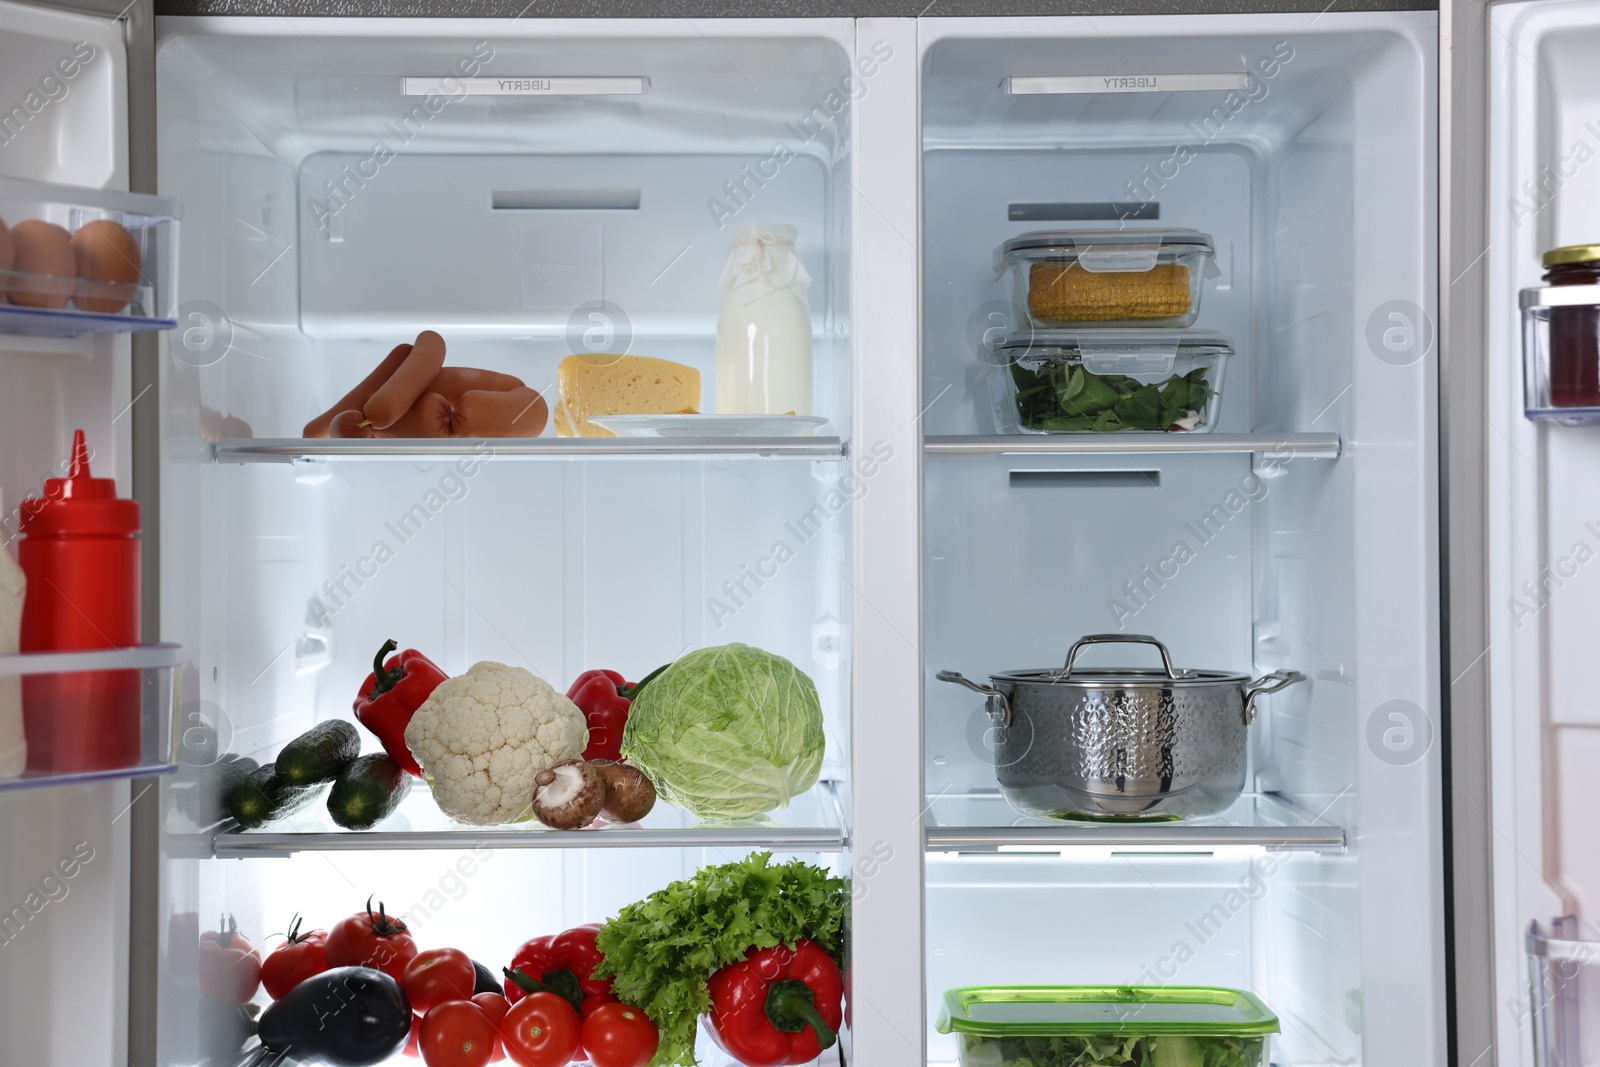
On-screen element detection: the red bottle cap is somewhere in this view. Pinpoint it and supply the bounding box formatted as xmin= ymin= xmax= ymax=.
xmin=19 ymin=430 xmax=139 ymax=537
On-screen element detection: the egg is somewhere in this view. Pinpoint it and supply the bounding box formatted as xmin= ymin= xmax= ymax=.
xmin=8 ymin=220 xmax=76 ymax=309
xmin=71 ymin=219 xmax=142 ymax=314
xmin=0 ymin=216 xmax=13 ymax=276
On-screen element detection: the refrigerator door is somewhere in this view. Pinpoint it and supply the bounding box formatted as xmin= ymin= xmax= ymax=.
xmin=1486 ymin=4 xmax=1600 ymax=1065
xmin=0 ymin=3 xmax=161 ymax=1067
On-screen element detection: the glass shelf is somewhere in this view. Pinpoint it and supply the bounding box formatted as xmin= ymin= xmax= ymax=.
xmin=213 ymin=437 xmax=847 ymax=463
xmin=924 ymin=433 xmax=1342 ymax=458
xmin=210 ymin=778 xmax=848 ymax=856
xmin=922 ymin=790 xmax=1345 ymax=852
xmin=0 ymin=644 xmax=183 ymax=792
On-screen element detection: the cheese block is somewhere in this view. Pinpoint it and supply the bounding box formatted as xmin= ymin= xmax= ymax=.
xmin=554 ymin=354 xmax=702 ymax=438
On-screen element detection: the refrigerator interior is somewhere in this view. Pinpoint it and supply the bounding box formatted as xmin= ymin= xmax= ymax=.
xmin=153 ymin=18 xmax=857 ymax=1067
xmin=1487 ymin=1 xmax=1600 ymax=1063
xmin=0 ymin=1 xmax=147 ymax=1065
xmin=917 ymin=14 xmax=1443 ymax=1067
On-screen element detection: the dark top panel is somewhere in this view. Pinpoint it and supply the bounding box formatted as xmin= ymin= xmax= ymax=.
xmin=155 ymin=0 xmax=1434 ymax=18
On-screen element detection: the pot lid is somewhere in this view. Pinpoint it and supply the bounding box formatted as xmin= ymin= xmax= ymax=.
xmin=989 ymin=666 xmax=1251 ymax=686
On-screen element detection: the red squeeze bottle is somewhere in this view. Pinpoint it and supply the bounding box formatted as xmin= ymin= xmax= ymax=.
xmin=18 ymin=430 xmax=142 ymax=772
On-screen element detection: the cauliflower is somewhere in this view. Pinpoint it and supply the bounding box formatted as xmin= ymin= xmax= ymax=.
xmin=404 ymin=661 xmax=589 ymax=825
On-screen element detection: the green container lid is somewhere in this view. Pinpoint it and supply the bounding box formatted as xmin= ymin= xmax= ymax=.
xmin=936 ymin=986 xmax=1281 ymax=1038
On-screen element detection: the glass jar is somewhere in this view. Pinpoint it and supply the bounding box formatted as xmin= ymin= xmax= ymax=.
xmin=1543 ymin=244 xmax=1600 ymax=407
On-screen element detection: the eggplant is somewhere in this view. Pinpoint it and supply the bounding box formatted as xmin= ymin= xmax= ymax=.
xmin=472 ymin=959 xmax=500 ymax=996
xmin=256 ymin=966 xmax=410 ymax=1066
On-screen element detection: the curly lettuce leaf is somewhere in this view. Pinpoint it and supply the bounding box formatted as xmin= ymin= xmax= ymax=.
xmin=593 ymin=852 xmax=848 ymax=1067
xmin=978 ymin=1033 xmax=1265 ymax=1067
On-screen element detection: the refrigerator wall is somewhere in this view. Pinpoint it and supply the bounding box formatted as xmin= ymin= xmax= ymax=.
xmin=918 ymin=13 xmax=1442 ymax=1067
xmin=1488 ymin=1 xmax=1600 ymax=1063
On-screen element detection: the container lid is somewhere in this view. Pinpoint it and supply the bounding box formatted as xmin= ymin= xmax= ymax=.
xmin=936 ymin=986 xmax=1281 ymax=1038
xmin=18 ymin=430 xmax=139 ymax=536
xmin=993 ymin=329 xmax=1232 ymax=356
xmin=991 ymin=665 xmax=1250 ymax=686
xmin=1543 ymin=244 xmax=1600 ymax=268
xmin=1001 ymin=228 xmax=1216 ymax=255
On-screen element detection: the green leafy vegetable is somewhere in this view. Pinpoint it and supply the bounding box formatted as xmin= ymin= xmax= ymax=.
xmin=620 ymin=643 xmax=825 ymax=820
xmin=593 ymin=852 xmax=848 ymax=1067
xmin=962 ymin=1032 xmax=1266 ymax=1067
xmin=1011 ymin=361 xmax=1217 ymax=433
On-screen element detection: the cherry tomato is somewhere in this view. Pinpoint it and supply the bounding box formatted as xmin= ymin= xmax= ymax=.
xmin=404 ymin=948 xmax=478 ymax=1015
xmin=198 ymin=914 xmax=261 ymax=1004
xmin=421 ymin=1000 xmax=496 ymax=1067
xmin=472 ymin=993 xmax=511 ymax=1062
xmin=501 ymin=992 xmax=580 ymax=1067
xmin=581 ymin=1003 xmax=658 ymax=1067
xmin=259 ymin=915 xmax=329 ymax=1000
xmin=325 ymin=896 xmax=418 ymax=982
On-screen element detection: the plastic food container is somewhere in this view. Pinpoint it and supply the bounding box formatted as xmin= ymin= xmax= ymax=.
xmin=936 ymin=985 xmax=1279 ymax=1067
xmin=0 ymin=175 xmax=180 ymax=337
xmin=999 ymin=228 xmax=1217 ymax=328
xmin=985 ymin=330 xmax=1231 ymax=434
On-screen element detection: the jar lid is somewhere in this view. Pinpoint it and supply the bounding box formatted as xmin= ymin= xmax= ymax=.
xmin=992 ymin=328 xmax=1233 ymax=356
xmin=1543 ymin=244 xmax=1600 ymax=267
xmin=1000 ymin=227 xmax=1215 ymax=255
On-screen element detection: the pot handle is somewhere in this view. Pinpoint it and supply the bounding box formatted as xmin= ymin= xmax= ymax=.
xmin=1241 ymin=669 xmax=1306 ymax=724
xmin=935 ymin=670 xmax=1013 ymax=728
xmin=1059 ymin=633 xmax=1180 ymax=680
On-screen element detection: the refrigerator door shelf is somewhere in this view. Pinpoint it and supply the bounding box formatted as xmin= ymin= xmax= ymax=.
xmin=209 ymin=777 xmax=846 ymax=856
xmin=212 ymin=436 xmax=847 ymax=462
xmin=0 ymin=642 xmax=182 ymax=793
xmin=923 ymin=790 xmax=1345 ymax=853
xmin=1522 ymin=285 xmax=1600 ymax=422
xmin=0 ymin=176 xmax=180 ymax=338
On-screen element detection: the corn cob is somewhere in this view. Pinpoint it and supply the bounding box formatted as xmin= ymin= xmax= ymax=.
xmin=1027 ymin=261 xmax=1191 ymax=323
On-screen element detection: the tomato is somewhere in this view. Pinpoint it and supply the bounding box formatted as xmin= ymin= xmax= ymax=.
xmin=404 ymin=948 xmax=477 ymax=1015
xmin=325 ymin=896 xmax=418 ymax=982
xmin=404 ymin=1015 xmax=423 ymax=1059
xmin=198 ymin=914 xmax=261 ymax=1004
xmin=421 ymin=1000 xmax=496 ymax=1067
xmin=472 ymin=993 xmax=511 ymax=1062
xmin=500 ymin=992 xmax=580 ymax=1067
xmin=581 ymin=1003 xmax=658 ymax=1067
xmin=259 ymin=915 xmax=328 ymax=1000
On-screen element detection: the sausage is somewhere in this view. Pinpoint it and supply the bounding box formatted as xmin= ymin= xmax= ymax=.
xmin=451 ymin=387 xmax=548 ymax=437
xmin=327 ymin=410 xmax=379 ymax=438
xmin=362 ymin=330 xmax=446 ymax=430
xmin=303 ymin=343 xmax=412 ymax=438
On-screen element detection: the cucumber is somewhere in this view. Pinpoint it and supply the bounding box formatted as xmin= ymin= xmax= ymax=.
xmin=275 ymin=720 xmax=360 ymax=786
xmin=327 ymin=754 xmax=412 ymax=830
xmin=226 ymin=763 xmax=320 ymax=829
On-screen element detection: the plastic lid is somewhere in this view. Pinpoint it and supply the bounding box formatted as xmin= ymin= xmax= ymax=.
xmin=937 ymin=987 xmax=1281 ymax=1038
xmin=19 ymin=430 xmax=139 ymax=536
xmin=1001 ymin=228 xmax=1216 ymax=255
xmin=993 ymin=329 xmax=1233 ymax=355
xmin=1544 ymin=244 xmax=1600 ymax=267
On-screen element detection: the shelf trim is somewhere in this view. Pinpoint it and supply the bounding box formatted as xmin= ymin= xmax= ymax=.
xmin=0 ymin=642 xmax=183 ymax=676
xmin=923 ymin=433 xmax=1341 ymax=458
xmin=923 ymin=793 xmax=1346 ymax=853
xmin=213 ymin=437 xmax=847 ymax=462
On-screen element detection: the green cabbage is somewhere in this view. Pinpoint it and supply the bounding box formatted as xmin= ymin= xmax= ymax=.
xmin=620 ymin=643 xmax=824 ymax=819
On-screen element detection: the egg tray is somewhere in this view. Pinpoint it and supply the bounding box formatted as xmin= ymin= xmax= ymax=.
xmin=0 ymin=176 xmax=180 ymax=338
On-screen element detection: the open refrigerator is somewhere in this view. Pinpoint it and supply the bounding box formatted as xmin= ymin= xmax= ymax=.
xmin=0 ymin=3 xmax=1465 ymax=1066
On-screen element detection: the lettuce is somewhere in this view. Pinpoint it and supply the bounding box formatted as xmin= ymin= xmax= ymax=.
xmin=621 ymin=643 xmax=824 ymax=819
xmin=594 ymin=852 xmax=848 ymax=1067
xmin=966 ymin=1033 xmax=1265 ymax=1067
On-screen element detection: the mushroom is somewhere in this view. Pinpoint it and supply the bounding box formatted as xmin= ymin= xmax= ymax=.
xmin=532 ymin=760 xmax=606 ymax=830
xmin=590 ymin=759 xmax=657 ymax=824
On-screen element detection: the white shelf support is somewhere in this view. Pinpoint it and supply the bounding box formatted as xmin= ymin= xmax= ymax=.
xmin=851 ymin=17 xmax=925 ymax=1067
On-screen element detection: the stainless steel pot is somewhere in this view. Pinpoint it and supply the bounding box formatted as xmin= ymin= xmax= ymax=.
xmin=937 ymin=634 xmax=1304 ymax=821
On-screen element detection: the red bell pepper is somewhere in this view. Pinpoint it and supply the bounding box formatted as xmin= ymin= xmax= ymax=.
xmin=706 ymin=939 xmax=843 ymax=1067
xmin=353 ymin=639 xmax=447 ymax=777
xmin=503 ymin=924 xmax=616 ymax=1020
xmin=565 ymin=670 xmax=634 ymax=763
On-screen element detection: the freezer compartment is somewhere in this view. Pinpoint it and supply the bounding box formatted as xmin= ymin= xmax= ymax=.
xmin=0 ymin=643 xmax=182 ymax=790
xmin=157 ymin=23 xmax=855 ymax=436
xmin=0 ymin=177 xmax=179 ymax=336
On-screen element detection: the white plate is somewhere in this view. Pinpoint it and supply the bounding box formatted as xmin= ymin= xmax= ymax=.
xmin=588 ymin=414 xmax=830 ymax=438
